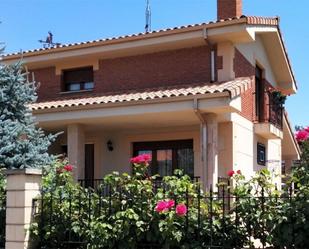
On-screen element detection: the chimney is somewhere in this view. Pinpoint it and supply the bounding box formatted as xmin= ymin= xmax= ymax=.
xmin=217 ymin=0 xmax=243 ymax=20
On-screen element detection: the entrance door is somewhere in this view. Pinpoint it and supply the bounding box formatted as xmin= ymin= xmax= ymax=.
xmin=84 ymin=144 xmax=94 ymax=188
xmin=133 ymin=139 xmax=194 ymax=177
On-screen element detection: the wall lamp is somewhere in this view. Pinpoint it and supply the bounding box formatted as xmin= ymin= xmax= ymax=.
xmin=107 ymin=140 xmax=114 ymax=151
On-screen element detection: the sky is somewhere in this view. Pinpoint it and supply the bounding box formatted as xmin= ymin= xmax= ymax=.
xmin=0 ymin=0 xmax=308 ymax=127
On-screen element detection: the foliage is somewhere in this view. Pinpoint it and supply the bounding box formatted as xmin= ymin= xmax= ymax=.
xmin=30 ymin=151 xmax=309 ymax=249
xmin=269 ymin=125 xmax=309 ymax=248
xmin=0 ymin=62 xmax=56 ymax=169
xmin=31 ymin=159 xmax=250 ymax=249
xmin=271 ymin=90 xmax=287 ymax=105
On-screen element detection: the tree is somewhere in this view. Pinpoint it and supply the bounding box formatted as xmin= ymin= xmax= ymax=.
xmin=0 ymin=62 xmax=56 ymax=169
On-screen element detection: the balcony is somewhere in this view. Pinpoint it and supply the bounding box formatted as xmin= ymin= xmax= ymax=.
xmin=254 ymin=90 xmax=284 ymax=139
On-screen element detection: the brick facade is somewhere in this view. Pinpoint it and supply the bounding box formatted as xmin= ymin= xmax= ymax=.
xmin=234 ymin=48 xmax=255 ymax=121
xmin=32 ymin=46 xmax=211 ymax=102
xmin=95 ymin=46 xmax=211 ymax=93
xmin=217 ymin=0 xmax=242 ymax=20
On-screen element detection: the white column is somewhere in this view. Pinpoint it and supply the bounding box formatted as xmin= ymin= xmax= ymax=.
xmin=67 ymin=124 xmax=85 ymax=180
xmin=5 ymin=169 xmax=42 ymax=249
xmin=205 ymin=114 xmax=219 ymax=189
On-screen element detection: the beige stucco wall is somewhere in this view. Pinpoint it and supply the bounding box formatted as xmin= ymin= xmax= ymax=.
xmin=235 ymin=35 xmax=277 ymax=87
xmin=230 ymin=113 xmax=282 ymax=185
xmin=54 ymin=126 xmax=202 ymax=180
xmin=48 ymin=114 xmax=283 ymax=187
xmin=218 ymin=122 xmax=233 ymax=177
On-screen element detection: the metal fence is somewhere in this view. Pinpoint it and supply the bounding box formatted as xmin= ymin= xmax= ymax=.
xmin=31 ymin=179 xmax=307 ymax=249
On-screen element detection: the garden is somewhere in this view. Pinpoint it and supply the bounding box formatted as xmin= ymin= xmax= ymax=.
xmin=0 ymin=62 xmax=309 ymax=249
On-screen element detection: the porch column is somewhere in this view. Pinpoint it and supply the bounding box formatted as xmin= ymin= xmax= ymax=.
xmin=67 ymin=124 xmax=85 ymax=180
xmin=205 ymin=114 xmax=219 ymax=189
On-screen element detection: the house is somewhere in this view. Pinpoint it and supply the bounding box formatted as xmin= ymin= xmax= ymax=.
xmin=2 ymin=0 xmax=300 ymax=189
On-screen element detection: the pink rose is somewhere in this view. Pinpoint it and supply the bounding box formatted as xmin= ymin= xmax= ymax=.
xmin=166 ymin=199 xmax=175 ymax=209
xmin=63 ymin=164 xmax=73 ymax=172
xmin=295 ymin=130 xmax=309 ymax=142
xmin=305 ymin=126 xmax=309 ymax=133
xmin=176 ymin=204 xmax=187 ymax=217
xmin=236 ymin=170 xmax=241 ymax=175
xmin=130 ymin=154 xmax=152 ymax=164
xmin=155 ymin=200 xmax=168 ymax=213
xmin=227 ymin=170 xmax=235 ymax=177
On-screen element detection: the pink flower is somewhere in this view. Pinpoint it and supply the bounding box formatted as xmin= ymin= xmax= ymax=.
xmin=63 ymin=164 xmax=73 ymax=172
xmin=166 ymin=200 xmax=175 ymax=209
xmin=295 ymin=130 xmax=309 ymax=142
xmin=305 ymin=126 xmax=309 ymax=133
xmin=236 ymin=170 xmax=242 ymax=175
xmin=130 ymin=154 xmax=152 ymax=164
xmin=227 ymin=170 xmax=235 ymax=177
xmin=176 ymin=204 xmax=187 ymax=217
xmin=155 ymin=201 xmax=169 ymax=213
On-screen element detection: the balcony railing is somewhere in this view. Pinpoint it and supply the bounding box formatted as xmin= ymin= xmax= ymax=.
xmin=255 ymin=90 xmax=284 ymax=130
xmin=268 ymin=91 xmax=284 ymax=129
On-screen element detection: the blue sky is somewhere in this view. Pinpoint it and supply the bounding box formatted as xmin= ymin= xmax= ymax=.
xmin=0 ymin=0 xmax=307 ymax=127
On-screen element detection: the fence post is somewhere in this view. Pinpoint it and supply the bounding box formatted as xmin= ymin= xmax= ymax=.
xmin=5 ymin=168 xmax=42 ymax=249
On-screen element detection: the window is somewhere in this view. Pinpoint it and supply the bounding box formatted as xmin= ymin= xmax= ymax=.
xmin=62 ymin=67 xmax=94 ymax=92
xmin=255 ymin=65 xmax=264 ymax=122
xmin=257 ymin=143 xmax=266 ymax=166
xmin=133 ymin=139 xmax=194 ymax=178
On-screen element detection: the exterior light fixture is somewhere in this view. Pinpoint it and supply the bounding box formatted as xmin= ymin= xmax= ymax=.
xmin=107 ymin=140 xmax=114 ymax=151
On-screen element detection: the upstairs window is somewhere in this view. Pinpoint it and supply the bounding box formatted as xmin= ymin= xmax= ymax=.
xmin=62 ymin=67 xmax=94 ymax=92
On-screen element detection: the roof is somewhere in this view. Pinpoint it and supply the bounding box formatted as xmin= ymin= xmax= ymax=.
xmin=283 ymin=111 xmax=301 ymax=156
xmin=3 ymin=16 xmax=279 ymax=59
xmin=30 ymin=77 xmax=252 ymax=111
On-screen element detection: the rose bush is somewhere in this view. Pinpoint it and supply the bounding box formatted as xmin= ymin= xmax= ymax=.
xmin=30 ymin=146 xmax=309 ymax=249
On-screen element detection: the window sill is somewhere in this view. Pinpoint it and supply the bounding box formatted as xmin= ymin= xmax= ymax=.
xmin=59 ymin=89 xmax=94 ymax=95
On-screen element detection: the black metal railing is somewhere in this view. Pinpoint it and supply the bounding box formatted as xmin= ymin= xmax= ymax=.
xmin=268 ymin=91 xmax=284 ymax=129
xmin=31 ymin=178 xmax=308 ymax=249
xmin=254 ymin=90 xmax=284 ymax=130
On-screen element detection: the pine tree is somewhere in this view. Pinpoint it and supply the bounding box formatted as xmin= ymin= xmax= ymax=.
xmin=0 ymin=62 xmax=56 ymax=169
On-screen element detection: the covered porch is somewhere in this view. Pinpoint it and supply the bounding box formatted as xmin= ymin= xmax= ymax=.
xmin=32 ymin=81 xmax=247 ymax=189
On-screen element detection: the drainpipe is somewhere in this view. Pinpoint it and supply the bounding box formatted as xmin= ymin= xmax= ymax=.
xmin=193 ymin=98 xmax=208 ymax=189
xmin=203 ymin=27 xmax=216 ymax=83
xmin=211 ymin=49 xmax=216 ymax=82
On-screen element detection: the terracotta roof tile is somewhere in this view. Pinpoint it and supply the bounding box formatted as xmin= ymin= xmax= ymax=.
xmin=3 ymin=16 xmax=279 ymax=58
xmin=31 ymin=77 xmax=252 ymax=111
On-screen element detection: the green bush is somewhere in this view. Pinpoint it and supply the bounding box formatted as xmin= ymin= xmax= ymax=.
xmin=31 ymin=159 xmax=250 ymax=249
xmin=30 ymin=153 xmax=309 ymax=249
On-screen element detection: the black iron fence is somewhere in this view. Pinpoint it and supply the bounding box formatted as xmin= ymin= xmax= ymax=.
xmin=31 ymin=179 xmax=308 ymax=249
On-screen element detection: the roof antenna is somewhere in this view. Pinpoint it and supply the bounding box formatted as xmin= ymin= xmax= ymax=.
xmin=145 ymin=0 xmax=151 ymax=33
xmin=38 ymin=31 xmax=61 ymax=48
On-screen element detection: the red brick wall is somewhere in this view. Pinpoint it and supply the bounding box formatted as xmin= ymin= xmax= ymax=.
xmin=30 ymin=67 xmax=61 ymax=102
xmin=95 ymin=46 xmax=211 ymax=93
xmin=32 ymin=46 xmax=211 ymax=102
xmin=217 ymin=0 xmax=242 ymax=20
xmin=234 ymin=48 xmax=255 ymax=121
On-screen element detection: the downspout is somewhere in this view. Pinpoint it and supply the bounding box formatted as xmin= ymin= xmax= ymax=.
xmin=203 ymin=27 xmax=216 ymax=83
xmin=193 ymin=98 xmax=208 ymax=189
